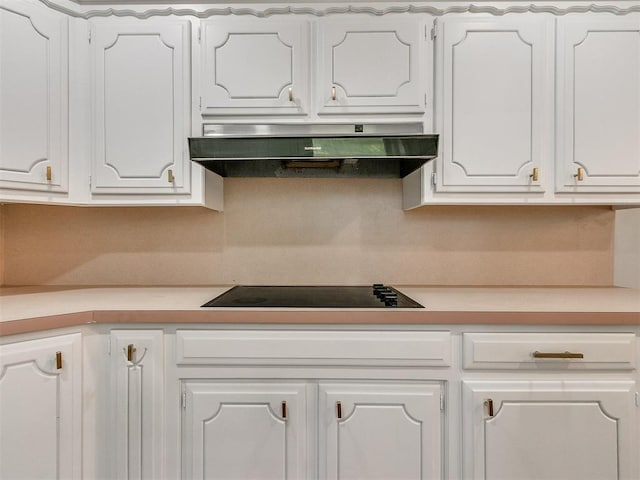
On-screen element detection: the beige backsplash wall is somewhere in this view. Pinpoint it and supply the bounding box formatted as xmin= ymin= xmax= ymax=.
xmin=2 ymin=179 xmax=613 ymax=286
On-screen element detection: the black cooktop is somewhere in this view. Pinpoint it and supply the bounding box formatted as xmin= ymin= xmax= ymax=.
xmin=202 ymin=285 xmax=423 ymax=309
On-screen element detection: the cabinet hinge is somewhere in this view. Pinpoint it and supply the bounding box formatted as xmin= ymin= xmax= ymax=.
xmin=197 ymin=27 xmax=201 ymax=44
xmin=182 ymin=392 xmax=187 ymax=409
xmin=440 ymin=393 xmax=445 ymax=411
xmin=107 ymin=337 xmax=111 ymax=355
xmin=89 ymin=175 xmax=92 ymax=188
xmin=431 ymin=19 xmax=438 ymax=40
xmin=88 ymin=29 xmax=91 ymax=44
xmin=199 ymin=97 xmax=202 ymax=110
xmin=635 ymin=392 xmax=639 ymax=408
xmin=424 ymin=94 xmax=428 ymax=108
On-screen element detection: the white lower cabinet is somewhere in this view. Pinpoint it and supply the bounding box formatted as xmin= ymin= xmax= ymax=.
xmin=181 ymin=380 xmax=443 ymax=480
xmin=0 ymin=333 xmax=82 ymax=479
xmin=182 ymin=382 xmax=308 ymax=480
xmin=3 ymin=326 xmax=638 ymax=479
xmin=109 ymin=330 xmax=164 ymax=480
xmin=461 ymin=331 xmax=639 ymax=480
xmin=319 ymin=382 xmax=442 ymax=480
xmin=173 ymin=329 xmax=450 ymax=479
xmin=463 ymin=380 xmax=638 ymax=480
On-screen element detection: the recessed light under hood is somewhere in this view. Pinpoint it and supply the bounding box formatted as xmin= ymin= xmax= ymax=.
xmin=189 ymin=123 xmax=438 ymax=178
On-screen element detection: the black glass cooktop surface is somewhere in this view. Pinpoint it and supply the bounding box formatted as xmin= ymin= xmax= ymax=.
xmin=202 ymin=285 xmax=423 ymax=309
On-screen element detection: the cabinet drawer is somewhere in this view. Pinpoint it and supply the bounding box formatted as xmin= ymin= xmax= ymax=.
xmin=463 ymin=333 xmax=636 ymax=370
xmin=176 ymin=330 xmax=450 ymax=366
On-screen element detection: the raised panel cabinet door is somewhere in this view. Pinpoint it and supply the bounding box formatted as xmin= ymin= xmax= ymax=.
xmin=0 ymin=0 xmax=68 ymax=193
xmin=318 ymin=382 xmax=442 ymax=480
xmin=110 ymin=330 xmax=164 ymax=480
xmin=182 ymin=381 xmax=307 ymax=480
xmin=91 ymin=20 xmax=191 ymax=194
xmin=200 ymin=17 xmax=310 ymax=115
xmin=557 ymin=16 xmax=640 ymax=193
xmin=463 ymin=380 xmax=639 ymax=480
xmin=316 ymin=17 xmax=427 ymax=115
xmin=436 ymin=16 xmax=553 ymax=192
xmin=0 ymin=333 xmax=81 ymax=479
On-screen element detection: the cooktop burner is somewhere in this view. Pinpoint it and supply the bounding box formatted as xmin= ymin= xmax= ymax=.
xmin=202 ymin=285 xmax=423 ymax=309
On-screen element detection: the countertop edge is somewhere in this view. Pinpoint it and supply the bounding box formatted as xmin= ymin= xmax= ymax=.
xmin=2 ymin=309 xmax=639 ymax=337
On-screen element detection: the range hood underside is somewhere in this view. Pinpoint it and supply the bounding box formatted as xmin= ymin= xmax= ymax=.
xmin=193 ymin=157 xmax=433 ymax=178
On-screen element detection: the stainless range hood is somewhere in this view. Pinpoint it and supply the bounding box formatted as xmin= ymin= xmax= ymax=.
xmin=189 ymin=123 xmax=438 ymax=178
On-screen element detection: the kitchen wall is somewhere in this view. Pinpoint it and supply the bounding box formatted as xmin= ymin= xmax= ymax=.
xmin=614 ymin=208 xmax=640 ymax=288
xmin=2 ymin=178 xmax=614 ymax=286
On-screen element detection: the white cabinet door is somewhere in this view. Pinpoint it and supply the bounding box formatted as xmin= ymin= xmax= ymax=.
xmin=200 ymin=17 xmax=310 ymax=116
xmin=0 ymin=333 xmax=81 ymax=479
xmin=110 ymin=330 xmax=164 ymax=480
xmin=436 ymin=16 xmax=553 ymax=192
xmin=557 ymin=16 xmax=640 ymax=193
xmin=91 ymin=20 xmax=191 ymax=194
xmin=319 ymin=382 xmax=442 ymax=480
xmin=0 ymin=0 xmax=68 ymax=193
xmin=316 ymin=17 xmax=428 ymax=115
xmin=182 ymin=381 xmax=307 ymax=480
xmin=463 ymin=380 xmax=639 ymax=480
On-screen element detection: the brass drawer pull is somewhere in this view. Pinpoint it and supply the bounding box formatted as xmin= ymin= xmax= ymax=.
xmin=56 ymin=351 xmax=63 ymax=370
xmin=484 ymin=398 xmax=494 ymax=417
xmin=533 ymin=351 xmax=584 ymax=359
xmin=46 ymin=166 xmax=52 ymax=182
xmin=168 ymin=169 xmax=175 ymax=183
xmin=127 ymin=344 xmax=136 ymax=362
xmin=336 ymin=401 xmax=342 ymax=419
xmin=288 ymin=87 xmax=293 ymax=102
xmin=281 ymin=401 xmax=287 ymax=419
xmin=331 ymin=86 xmax=336 ymax=101
xmin=574 ymin=167 xmax=584 ymax=181
xmin=529 ymin=167 xmax=539 ymax=182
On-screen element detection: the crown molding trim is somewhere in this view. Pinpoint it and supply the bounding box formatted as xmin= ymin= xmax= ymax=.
xmin=38 ymin=1 xmax=640 ymax=19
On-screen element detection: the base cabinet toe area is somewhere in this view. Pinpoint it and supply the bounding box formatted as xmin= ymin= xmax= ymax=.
xmin=1 ymin=326 xmax=639 ymax=479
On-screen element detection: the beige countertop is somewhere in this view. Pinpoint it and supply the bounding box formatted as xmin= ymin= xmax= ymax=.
xmin=1 ymin=286 xmax=639 ymax=336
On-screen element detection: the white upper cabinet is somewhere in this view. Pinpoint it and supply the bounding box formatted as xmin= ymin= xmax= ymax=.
xmin=435 ymin=15 xmax=554 ymax=193
xmin=316 ymin=17 xmax=427 ymax=115
xmin=0 ymin=0 xmax=68 ymax=194
xmin=198 ymin=15 xmax=427 ymax=119
xmin=556 ymin=16 xmax=640 ymax=193
xmin=200 ymin=17 xmax=310 ymax=116
xmin=91 ymin=19 xmax=191 ymax=194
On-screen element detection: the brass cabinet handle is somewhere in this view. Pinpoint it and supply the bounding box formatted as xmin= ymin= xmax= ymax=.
xmin=533 ymin=351 xmax=584 ymax=359
xmin=288 ymin=87 xmax=293 ymax=102
xmin=56 ymin=351 xmax=63 ymax=370
xmin=331 ymin=86 xmax=336 ymax=101
xmin=529 ymin=167 xmax=539 ymax=182
xmin=46 ymin=166 xmax=52 ymax=182
xmin=168 ymin=169 xmax=174 ymax=183
xmin=336 ymin=401 xmax=342 ymax=419
xmin=484 ymin=398 xmax=494 ymax=417
xmin=127 ymin=344 xmax=136 ymax=362
xmin=574 ymin=167 xmax=584 ymax=181
xmin=281 ymin=401 xmax=287 ymax=419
